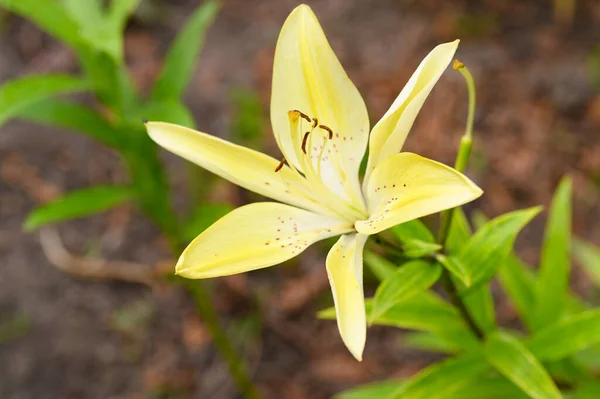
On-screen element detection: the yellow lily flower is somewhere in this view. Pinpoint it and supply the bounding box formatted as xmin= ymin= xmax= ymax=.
xmin=145 ymin=4 xmax=482 ymax=361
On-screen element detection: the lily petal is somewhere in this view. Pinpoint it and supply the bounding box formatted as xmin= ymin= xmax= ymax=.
xmin=364 ymin=40 xmax=459 ymax=187
xmin=146 ymin=122 xmax=329 ymax=215
xmin=356 ymin=153 xmax=482 ymax=235
xmin=326 ymin=233 xmax=368 ymax=361
xmin=271 ymin=4 xmax=369 ymax=207
xmin=176 ymin=202 xmax=353 ymax=279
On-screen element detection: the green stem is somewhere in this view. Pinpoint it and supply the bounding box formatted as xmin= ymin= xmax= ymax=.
xmin=437 ymin=60 xmax=476 ymax=246
xmin=180 ymin=278 xmax=262 ymax=399
xmin=438 ymin=59 xmax=484 ymax=340
xmin=169 ymin=237 xmax=261 ymax=399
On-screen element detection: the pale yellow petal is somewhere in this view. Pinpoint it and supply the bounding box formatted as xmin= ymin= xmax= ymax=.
xmin=271 ymin=4 xmax=368 ymax=207
xmin=364 ymin=40 xmax=459 ymax=187
xmin=326 ymin=233 xmax=368 ymax=361
xmin=177 ymin=202 xmax=353 ymax=279
xmin=356 ymin=153 xmax=482 ymax=235
xmin=146 ymin=121 xmax=329 ymax=215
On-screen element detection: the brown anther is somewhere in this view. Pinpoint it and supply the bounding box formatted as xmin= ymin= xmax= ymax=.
xmin=301 ymin=131 xmax=310 ymax=154
xmin=293 ymin=109 xmax=312 ymax=123
xmin=275 ymin=157 xmax=288 ymax=172
xmin=318 ymin=125 xmax=333 ymax=139
xmin=311 ymin=118 xmax=318 ymax=129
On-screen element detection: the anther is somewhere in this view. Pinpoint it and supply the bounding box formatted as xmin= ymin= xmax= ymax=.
xmin=301 ymin=131 xmax=310 ymax=154
xmin=318 ymin=125 xmax=333 ymax=139
xmin=312 ymin=118 xmax=318 ymax=129
xmin=275 ymin=157 xmax=288 ymax=172
xmin=292 ymin=110 xmax=312 ymax=123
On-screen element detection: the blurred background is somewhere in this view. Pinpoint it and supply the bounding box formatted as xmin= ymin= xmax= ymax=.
xmin=1 ymin=0 xmax=600 ymax=398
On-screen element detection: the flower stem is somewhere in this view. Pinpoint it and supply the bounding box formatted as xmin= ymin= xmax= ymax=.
xmin=438 ymin=59 xmax=484 ymax=340
xmin=437 ymin=59 xmax=477 ymax=246
xmin=168 ymin=237 xmax=261 ymax=399
xmin=440 ymin=270 xmax=484 ymax=339
xmin=180 ymin=278 xmax=262 ymax=399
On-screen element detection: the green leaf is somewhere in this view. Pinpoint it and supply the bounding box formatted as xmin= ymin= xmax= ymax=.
xmin=572 ymin=238 xmax=600 ymax=286
xmin=139 ymin=100 xmax=196 ymax=128
xmin=445 ymin=207 xmax=472 ymax=254
xmin=370 ymin=261 xmax=442 ymax=324
xmin=108 ymin=0 xmax=141 ymax=29
xmin=392 ymin=219 xmax=435 ymax=244
xmin=403 ymin=332 xmax=462 ymax=354
xmin=533 ymin=177 xmax=572 ymax=330
xmin=333 ymin=380 xmax=402 ymax=399
xmin=151 ymin=0 xmax=219 ymax=101
xmin=181 ymin=203 xmax=232 ymax=242
xmin=387 ymin=352 xmax=489 ymax=399
xmin=459 ymin=206 xmax=541 ymax=289
xmin=62 ymin=0 xmax=103 ymax=28
xmin=62 ymin=0 xmax=136 ymax=62
xmin=319 ymin=293 xmax=466 ymax=333
xmin=403 ymin=240 xmax=442 ymax=258
xmin=24 ymin=186 xmax=132 ymax=230
xmin=230 ymin=88 xmax=265 ymax=146
xmin=497 ymin=254 xmax=537 ymax=329
xmin=527 ymin=309 xmax=600 ymax=362
xmin=437 ymin=255 xmax=471 ymax=286
xmin=574 ymin=382 xmax=600 ymax=399
xmin=458 ymin=280 xmax=497 ymax=335
xmin=445 ymin=207 xmax=497 ymax=334
xmin=0 ymin=0 xmax=81 ymax=48
xmin=364 ymin=250 xmax=396 ymax=282
xmin=16 ymin=99 xmax=126 ymax=150
xmin=484 ymin=331 xmax=562 ymax=399
xmin=0 ymin=74 xmax=88 ymax=127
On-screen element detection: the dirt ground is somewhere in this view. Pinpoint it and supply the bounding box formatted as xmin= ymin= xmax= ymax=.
xmin=1 ymin=0 xmax=600 ymax=398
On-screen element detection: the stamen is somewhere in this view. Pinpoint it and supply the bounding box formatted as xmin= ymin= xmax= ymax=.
xmin=301 ymin=131 xmax=310 ymax=154
xmin=274 ymin=157 xmax=288 ymax=172
xmin=311 ymin=118 xmax=318 ymax=129
xmin=318 ymin=125 xmax=333 ymax=140
xmin=292 ymin=110 xmax=311 ymax=123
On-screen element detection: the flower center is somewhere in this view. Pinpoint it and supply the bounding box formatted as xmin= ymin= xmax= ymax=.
xmin=271 ymin=109 xmax=367 ymax=223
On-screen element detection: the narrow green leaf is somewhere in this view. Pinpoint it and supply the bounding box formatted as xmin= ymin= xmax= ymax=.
xmin=572 ymin=237 xmax=600 ymax=286
xmin=458 ymin=280 xmax=497 ymax=334
xmin=484 ymin=331 xmax=562 ymax=399
xmin=24 ymin=186 xmax=132 ymax=231
xmin=392 ymin=219 xmax=435 ymax=244
xmin=403 ymin=332 xmax=461 ymax=354
xmin=343 ymin=374 xmax=527 ymax=399
xmin=459 ymin=206 xmax=541 ymax=288
xmin=370 ymin=261 xmax=442 ymax=324
xmin=63 ymin=0 xmax=103 ymax=28
xmin=334 ymin=380 xmax=403 ymax=399
xmin=319 ymin=293 xmax=465 ymax=333
xmin=527 ymin=309 xmax=600 ymax=362
xmin=402 ymin=239 xmax=442 ymax=258
xmin=574 ymin=382 xmax=600 ymax=399
xmin=0 ymin=74 xmax=88 ymax=126
xmin=16 ymin=99 xmax=125 ymax=149
xmin=445 ymin=207 xmax=472 ymax=253
xmin=151 ymin=0 xmax=219 ymax=101
xmin=437 ymin=255 xmax=471 ymax=286
xmin=182 ymin=203 xmax=232 ymax=242
xmin=386 ymin=352 xmax=489 ymax=399
xmin=446 ymin=207 xmax=496 ymax=334
xmin=139 ymin=100 xmax=196 ymax=128
xmin=498 ymin=253 xmax=537 ymax=330
xmin=0 ymin=0 xmax=81 ymax=48
xmin=533 ymin=177 xmax=572 ymax=330
xmin=108 ymin=0 xmax=141 ymax=29
xmin=364 ymin=250 xmax=396 ymax=281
